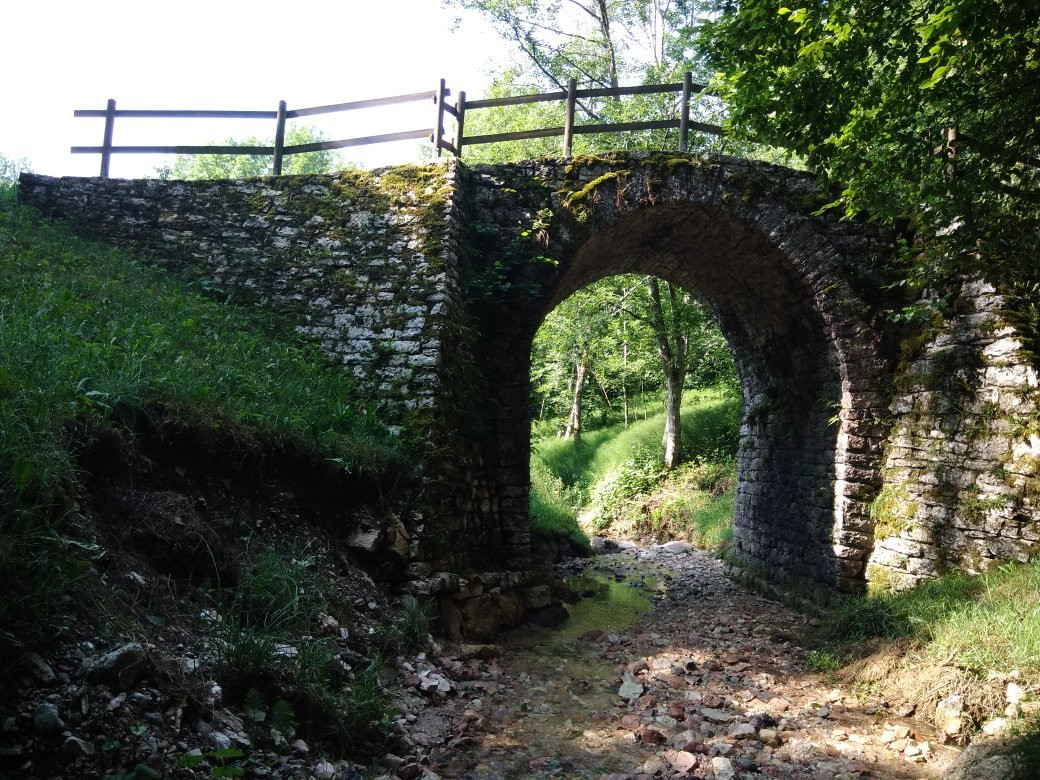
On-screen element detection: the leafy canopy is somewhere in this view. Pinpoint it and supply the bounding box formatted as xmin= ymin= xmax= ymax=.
xmin=699 ymin=0 xmax=1039 ymax=282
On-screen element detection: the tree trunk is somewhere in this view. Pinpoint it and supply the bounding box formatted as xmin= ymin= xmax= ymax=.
xmin=563 ymin=355 xmax=589 ymax=441
xmin=646 ymin=278 xmax=690 ymax=470
xmin=662 ymin=367 xmax=683 ymax=470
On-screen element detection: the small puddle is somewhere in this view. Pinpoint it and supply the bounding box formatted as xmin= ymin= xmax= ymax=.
xmin=554 ymin=569 xmax=660 ymax=641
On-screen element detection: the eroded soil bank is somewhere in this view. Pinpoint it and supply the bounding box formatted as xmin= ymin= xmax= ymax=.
xmin=405 ymin=547 xmax=959 ymax=779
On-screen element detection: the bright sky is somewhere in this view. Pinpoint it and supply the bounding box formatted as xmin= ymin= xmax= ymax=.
xmin=1 ymin=0 xmax=504 ymax=178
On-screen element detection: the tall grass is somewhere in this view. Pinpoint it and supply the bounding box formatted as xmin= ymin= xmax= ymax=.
xmin=824 ymin=560 xmax=1040 ymax=676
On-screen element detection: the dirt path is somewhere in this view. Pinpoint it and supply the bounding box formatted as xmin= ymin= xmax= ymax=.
xmin=406 ymin=547 xmax=960 ymax=779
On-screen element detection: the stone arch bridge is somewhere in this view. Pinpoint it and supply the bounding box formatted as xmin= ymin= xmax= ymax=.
xmin=20 ymin=153 xmax=1040 ymax=596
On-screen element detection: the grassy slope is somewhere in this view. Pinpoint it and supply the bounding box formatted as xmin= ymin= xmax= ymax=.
xmin=812 ymin=560 xmax=1040 ymax=772
xmin=0 ymin=187 xmax=403 ymax=657
xmin=530 ymin=385 xmax=740 ymax=550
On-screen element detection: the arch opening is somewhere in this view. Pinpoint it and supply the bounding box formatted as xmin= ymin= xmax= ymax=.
xmin=476 ymin=193 xmax=886 ymax=593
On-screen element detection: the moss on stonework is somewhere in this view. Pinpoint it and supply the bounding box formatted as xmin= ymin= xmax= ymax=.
xmin=865 ymin=562 xmax=904 ymax=593
xmin=561 ymin=171 xmax=628 ymax=224
xmin=959 ymin=485 xmax=1014 ymax=524
xmin=870 ymin=483 xmax=919 ymax=539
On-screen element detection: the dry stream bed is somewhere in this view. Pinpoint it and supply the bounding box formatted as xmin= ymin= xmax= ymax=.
xmin=404 ymin=547 xmax=959 ymax=779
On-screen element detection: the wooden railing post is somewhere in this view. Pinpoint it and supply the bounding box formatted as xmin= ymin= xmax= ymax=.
xmin=273 ymin=100 xmax=287 ymax=175
xmin=679 ymin=71 xmax=692 ymax=152
xmin=100 ymin=99 xmax=116 ymax=177
xmin=454 ymin=90 xmax=466 ymax=158
xmin=563 ymin=78 xmax=577 ymax=157
xmin=433 ymin=79 xmax=447 ymax=157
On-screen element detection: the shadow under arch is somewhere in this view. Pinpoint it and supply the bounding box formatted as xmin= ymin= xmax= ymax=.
xmin=468 ymin=156 xmax=893 ymax=593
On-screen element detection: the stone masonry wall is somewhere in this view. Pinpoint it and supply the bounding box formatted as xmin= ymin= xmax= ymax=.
xmin=867 ymin=278 xmax=1040 ymax=587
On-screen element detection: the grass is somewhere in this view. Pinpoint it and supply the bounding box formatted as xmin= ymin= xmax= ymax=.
xmin=0 ymin=181 xmax=404 ymax=676
xmin=817 ymin=559 xmax=1040 ymax=774
xmin=823 ymin=560 xmax=1040 ymax=675
xmin=535 ymin=385 xmax=740 ymax=490
xmin=530 ymin=384 xmax=740 ymax=550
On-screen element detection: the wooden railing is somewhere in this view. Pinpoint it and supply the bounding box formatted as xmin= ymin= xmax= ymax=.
xmin=72 ymin=73 xmax=722 ymax=177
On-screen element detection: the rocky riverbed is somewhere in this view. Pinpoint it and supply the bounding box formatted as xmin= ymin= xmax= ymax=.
xmin=395 ymin=544 xmax=960 ymax=779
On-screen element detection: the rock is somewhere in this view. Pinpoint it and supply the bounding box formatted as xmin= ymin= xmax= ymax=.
xmin=346 ymin=527 xmax=381 ymax=554
xmin=25 ymin=653 xmax=56 ymax=685
xmin=700 ymin=707 xmax=733 ymax=723
xmin=635 ymin=726 xmax=666 ymax=744
xmin=457 ymin=644 xmax=502 ymax=661
xmin=589 ymin=537 xmax=618 ymax=554
xmin=935 ymin=694 xmax=965 ymax=738
xmin=207 ymin=731 xmax=233 ymax=751
xmin=710 ymin=756 xmax=735 ymax=780
xmin=641 ymin=754 xmax=666 ymax=773
xmin=1006 ymin=682 xmax=1026 ymax=703
xmin=84 ymin=643 xmax=149 ymax=689
xmin=665 ymin=748 xmax=697 ymax=772
xmin=618 ymin=678 xmax=644 ymax=701
xmin=660 ymin=541 xmax=693 ymax=554
xmin=33 ymin=702 xmax=64 ymax=735
xmin=459 ymin=594 xmax=499 ymax=640
xmin=943 ymin=738 xmax=1024 ymax=780
xmin=523 ymin=585 xmax=553 ymax=610
xmin=397 ymin=763 xmax=422 ymax=780
xmin=61 ymin=736 xmax=95 ymax=757
xmin=728 ymin=722 xmax=756 ymax=738
xmin=291 ymin=738 xmax=309 ymax=755
xmin=312 ymin=759 xmax=337 ymax=780
xmin=982 ymin=717 xmax=1008 ymax=736
xmin=527 ymin=603 xmax=568 ymax=627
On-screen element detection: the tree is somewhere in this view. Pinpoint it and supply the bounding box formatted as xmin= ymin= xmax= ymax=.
xmin=449 ymin=0 xmax=739 ymax=160
xmin=698 ymin=0 xmax=1039 ymax=308
xmin=162 ymin=125 xmax=345 ymax=179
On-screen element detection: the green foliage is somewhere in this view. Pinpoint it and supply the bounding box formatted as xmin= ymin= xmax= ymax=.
xmin=162 ymin=125 xmax=345 ymax=179
xmin=699 ymin=0 xmax=1040 ymax=304
xmin=399 ymin=596 xmax=435 ymax=651
xmin=529 ymin=459 xmax=591 ymax=552
xmin=531 ymin=384 xmax=740 ymax=545
xmin=586 ymin=451 xmax=662 ymax=531
xmin=449 ymin=1 xmax=744 ymax=159
xmin=308 ymin=659 xmax=398 ymax=757
xmin=177 ymin=747 xmax=247 ymax=777
xmin=377 ymin=596 xmax=436 ymax=653
xmin=270 ymin=699 xmax=298 ymax=739
xmin=237 ymin=546 xmax=326 ymax=630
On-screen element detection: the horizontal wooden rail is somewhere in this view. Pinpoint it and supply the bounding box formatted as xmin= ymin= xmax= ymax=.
xmin=71 ymin=72 xmax=725 ymax=175
xmin=72 ymin=144 xmax=274 ymax=155
xmin=288 ymin=90 xmax=442 ymax=118
xmin=74 ymin=108 xmax=277 ymax=119
xmin=283 ymin=128 xmax=433 ymax=153
xmin=461 ymin=118 xmax=722 ymax=147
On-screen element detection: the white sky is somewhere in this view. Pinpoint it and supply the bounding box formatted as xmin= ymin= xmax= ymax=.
xmin=0 ymin=0 xmax=505 ymax=178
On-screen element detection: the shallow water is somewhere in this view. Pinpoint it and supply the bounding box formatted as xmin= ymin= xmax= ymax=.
xmin=553 ymin=569 xmax=659 ymax=641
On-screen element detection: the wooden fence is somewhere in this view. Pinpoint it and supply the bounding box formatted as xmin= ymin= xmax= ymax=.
xmin=71 ymin=73 xmax=723 ymax=177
